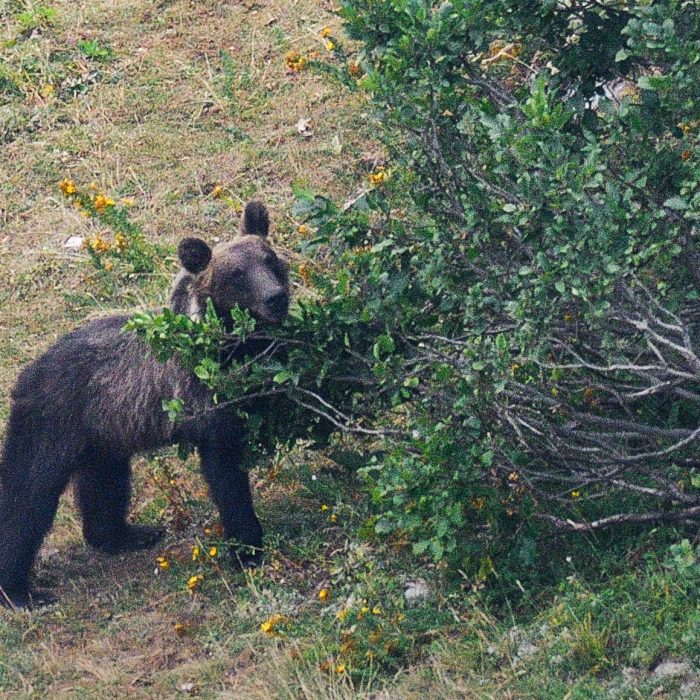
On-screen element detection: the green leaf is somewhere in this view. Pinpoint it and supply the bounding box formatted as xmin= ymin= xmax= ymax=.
xmin=663 ymin=197 xmax=688 ymax=211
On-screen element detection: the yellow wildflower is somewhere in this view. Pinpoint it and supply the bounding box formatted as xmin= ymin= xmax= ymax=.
xmin=298 ymin=224 xmax=310 ymax=236
xmin=192 ymin=545 xmax=200 ymax=561
xmin=335 ymin=664 xmax=346 ymax=674
xmin=114 ymin=233 xmax=128 ymax=251
xmin=59 ymin=178 xmax=76 ymax=196
xmin=321 ymin=504 xmax=329 ymax=512
xmin=87 ymin=236 xmax=111 ymax=254
xmin=372 ymin=606 xmax=382 ymax=615
xmin=329 ymin=514 xmax=338 ymax=523
xmin=156 ymin=556 xmax=169 ymax=571
xmin=94 ymin=194 xmax=115 ymax=212
xmin=571 ymin=490 xmax=580 ymax=499
xmin=318 ymin=588 xmax=330 ymax=602
xmin=103 ymin=260 xmax=113 ymax=271
xmin=212 ymin=185 xmax=224 ymax=199
xmin=121 ymin=197 xmax=134 ymax=207
xmin=325 ymin=40 xmax=335 ymax=52
xmin=320 ymin=27 xmax=332 ymax=38
xmin=369 ymin=167 xmax=389 ymax=187
xmin=209 ymin=546 xmax=218 ymax=558
xmin=336 ymin=607 xmax=350 ymax=621
xmin=187 ymin=574 xmax=204 ymax=592
xmin=260 ymin=613 xmax=286 ymax=636
xmin=40 ymin=84 xmax=55 ymax=98
xmin=285 ymin=50 xmax=307 ymax=72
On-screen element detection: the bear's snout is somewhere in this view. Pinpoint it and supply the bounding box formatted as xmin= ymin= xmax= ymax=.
xmin=265 ymin=291 xmax=289 ymax=321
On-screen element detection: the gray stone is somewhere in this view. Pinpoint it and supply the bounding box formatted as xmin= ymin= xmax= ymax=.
xmin=515 ymin=641 xmax=538 ymax=661
xmin=680 ymin=679 xmax=700 ymax=698
xmin=404 ymin=579 xmax=430 ymax=605
xmin=653 ymin=661 xmax=691 ymax=679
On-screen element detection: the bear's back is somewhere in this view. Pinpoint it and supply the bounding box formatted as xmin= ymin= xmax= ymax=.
xmin=11 ymin=315 xmax=208 ymax=456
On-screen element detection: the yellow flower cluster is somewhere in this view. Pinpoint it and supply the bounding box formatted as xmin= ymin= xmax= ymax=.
xmin=114 ymin=233 xmax=129 ymax=251
xmin=94 ymin=194 xmax=116 ymax=212
xmin=187 ymin=574 xmax=204 ymax=592
xmin=369 ymin=167 xmax=389 ymax=187
xmin=85 ymin=235 xmax=111 ymax=254
xmin=320 ymin=27 xmax=332 ymax=38
xmin=260 ymin=613 xmax=287 ymax=636
xmin=318 ymin=588 xmax=330 ymax=602
xmin=59 ymin=178 xmax=77 ymax=195
xmin=156 ymin=556 xmax=170 ymax=571
xmin=285 ymin=50 xmax=307 ymax=72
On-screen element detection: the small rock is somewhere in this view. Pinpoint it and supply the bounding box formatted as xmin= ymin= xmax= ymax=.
xmin=404 ymin=579 xmax=430 ymax=606
xmin=653 ymin=661 xmax=691 ymax=679
xmin=680 ymin=679 xmax=700 ymax=698
xmin=180 ymin=682 xmax=195 ymax=693
xmin=515 ymin=641 xmax=539 ymax=661
xmin=296 ymin=118 xmax=313 ymax=137
xmin=63 ymin=235 xmax=84 ymax=250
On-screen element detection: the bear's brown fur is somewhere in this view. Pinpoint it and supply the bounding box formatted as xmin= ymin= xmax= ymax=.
xmin=0 ymin=202 xmax=289 ymax=608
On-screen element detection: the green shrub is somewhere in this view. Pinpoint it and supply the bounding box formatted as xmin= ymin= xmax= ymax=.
xmin=129 ymin=0 xmax=700 ymax=589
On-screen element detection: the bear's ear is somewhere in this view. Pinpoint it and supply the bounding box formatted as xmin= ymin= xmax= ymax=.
xmin=240 ymin=201 xmax=269 ymax=238
xmin=178 ymin=237 xmax=212 ymax=274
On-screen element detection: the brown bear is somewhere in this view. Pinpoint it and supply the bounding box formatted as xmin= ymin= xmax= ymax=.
xmin=0 ymin=201 xmax=289 ymax=608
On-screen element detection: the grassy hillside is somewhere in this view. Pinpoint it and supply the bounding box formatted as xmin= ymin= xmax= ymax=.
xmin=1 ymin=0 xmax=699 ymax=697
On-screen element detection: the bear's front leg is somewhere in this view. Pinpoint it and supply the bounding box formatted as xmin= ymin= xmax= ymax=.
xmin=197 ymin=437 xmax=263 ymax=568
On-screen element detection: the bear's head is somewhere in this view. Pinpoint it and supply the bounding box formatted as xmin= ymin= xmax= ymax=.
xmin=170 ymin=202 xmax=289 ymax=326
